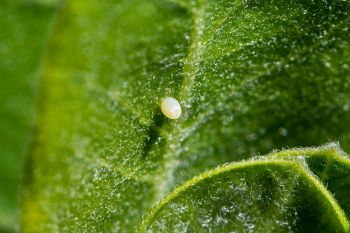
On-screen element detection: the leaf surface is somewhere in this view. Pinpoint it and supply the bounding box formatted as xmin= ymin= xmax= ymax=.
xmin=20 ymin=0 xmax=350 ymax=232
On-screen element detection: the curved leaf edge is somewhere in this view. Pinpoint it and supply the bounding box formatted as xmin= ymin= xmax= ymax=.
xmin=267 ymin=143 xmax=350 ymax=163
xmin=138 ymin=145 xmax=350 ymax=232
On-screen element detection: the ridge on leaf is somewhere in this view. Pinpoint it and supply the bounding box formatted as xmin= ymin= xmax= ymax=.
xmin=139 ymin=145 xmax=350 ymax=233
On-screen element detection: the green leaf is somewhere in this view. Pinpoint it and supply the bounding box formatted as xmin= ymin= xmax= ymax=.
xmin=20 ymin=0 xmax=350 ymax=232
xmin=0 ymin=1 xmax=56 ymax=231
xmin=139 ymin=146 xmax=350 ymax=232
xmin=271 ymin=144 xmax=350 ymax=218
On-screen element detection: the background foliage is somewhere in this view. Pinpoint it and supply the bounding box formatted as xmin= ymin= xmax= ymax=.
xmin=0 ymin=1 xmax=56 ymax=231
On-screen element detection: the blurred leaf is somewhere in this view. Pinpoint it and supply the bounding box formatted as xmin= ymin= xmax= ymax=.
xmin=0 ymin=1 xmax=57 ymax=231
xmin=140 ymin=145 xmax=350 ymax=233
xmin=21 ymin=0 xmax=350 ymax=232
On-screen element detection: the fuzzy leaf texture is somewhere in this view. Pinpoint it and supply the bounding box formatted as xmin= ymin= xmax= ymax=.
xmin=21 ymin=0 xmax=350 ymax=232
xmin=140 ymin=145 xmax=350 ymax=232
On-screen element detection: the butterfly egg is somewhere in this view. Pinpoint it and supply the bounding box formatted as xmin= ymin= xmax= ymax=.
xmin=161 ymin=97 xmax=182 ymax=120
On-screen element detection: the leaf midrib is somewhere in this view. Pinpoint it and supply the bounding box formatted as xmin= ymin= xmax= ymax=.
xmin=150 ymin=0 xmax=207 ymax=202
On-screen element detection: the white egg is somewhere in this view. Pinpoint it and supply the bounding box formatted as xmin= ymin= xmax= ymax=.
xmin=161 ymin=97 xmax=182 ymax=120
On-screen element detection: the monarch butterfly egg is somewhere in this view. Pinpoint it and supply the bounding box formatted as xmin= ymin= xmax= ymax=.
xmin=161 ymin=97 xmax=182 ymax=120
